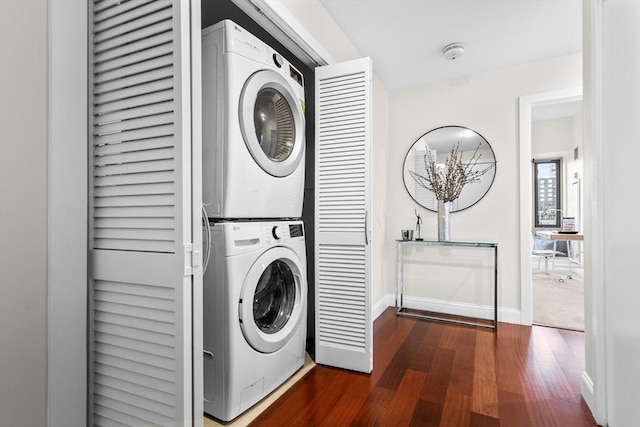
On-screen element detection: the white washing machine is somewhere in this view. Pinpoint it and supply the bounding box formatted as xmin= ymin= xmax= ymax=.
xmin=202 ymin=20 xmax=306 ymax=220
xmin=203 ymin=220 xmax=307 ymax=422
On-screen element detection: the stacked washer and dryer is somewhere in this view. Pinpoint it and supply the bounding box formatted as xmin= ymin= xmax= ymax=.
xmin=201 ymin=20 xmax=308 ymax=422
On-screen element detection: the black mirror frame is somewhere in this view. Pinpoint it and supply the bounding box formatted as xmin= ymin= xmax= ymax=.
xmin=402 ymin=125 xmax=497 ymax=213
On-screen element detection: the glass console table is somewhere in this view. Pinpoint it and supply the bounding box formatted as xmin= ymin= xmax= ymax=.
xmin=396 ymin=239 xmax=498 ymax=330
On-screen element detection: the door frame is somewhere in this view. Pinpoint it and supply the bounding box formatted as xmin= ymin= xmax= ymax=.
xmin=518 ymin=87 xmax=582 ymax=326
xmin=48 ymin=1 xmax=88 ymax=425
xmin=583 ymin=1 xmax=607 ymax=423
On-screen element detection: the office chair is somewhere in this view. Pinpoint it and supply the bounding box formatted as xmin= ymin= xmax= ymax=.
xmin=532 ymin=232 xmax=567 ymax=274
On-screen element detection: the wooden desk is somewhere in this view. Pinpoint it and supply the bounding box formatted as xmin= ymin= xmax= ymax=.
xmin=535 ymin=230 xmax=584 ymax=282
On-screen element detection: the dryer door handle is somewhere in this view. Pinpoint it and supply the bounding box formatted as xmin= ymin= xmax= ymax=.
xmin=364 ymin=210 xmax=369 ymax=245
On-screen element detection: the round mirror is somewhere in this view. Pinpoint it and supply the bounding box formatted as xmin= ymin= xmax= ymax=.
xmin=402 ymin=126 xmax=496 ymax=212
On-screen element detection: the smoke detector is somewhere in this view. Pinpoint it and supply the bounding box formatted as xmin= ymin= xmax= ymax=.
xmin=443 ymin=43 xmax=465 ymax=60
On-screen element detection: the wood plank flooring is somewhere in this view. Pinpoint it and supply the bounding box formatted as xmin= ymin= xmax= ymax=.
xmin=248 ymin=307 xmax=598 ymax=427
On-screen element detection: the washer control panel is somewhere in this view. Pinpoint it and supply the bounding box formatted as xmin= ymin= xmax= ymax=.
xmin=271 ymin=225 xmax=283 ymax=240
xmin=260 ymin=221 xmax=304 ymax=245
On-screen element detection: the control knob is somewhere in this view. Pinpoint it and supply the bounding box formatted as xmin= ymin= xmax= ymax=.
xmin=272 ymin=226 xmax=283 ymax=240
xmin=272 ymin=53 xmax=283 ymax=68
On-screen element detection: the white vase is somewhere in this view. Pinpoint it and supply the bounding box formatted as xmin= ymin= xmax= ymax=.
xmin=437 ymin=200 xmax=452 ymax=241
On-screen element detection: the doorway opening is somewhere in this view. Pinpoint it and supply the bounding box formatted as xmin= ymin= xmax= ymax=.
xmin=518 ymin=88 xmax=583 ymax=329
xmin=529 ymin=100 xmax=584 ymax=330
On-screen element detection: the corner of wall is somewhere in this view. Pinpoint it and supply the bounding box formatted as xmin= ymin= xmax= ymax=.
xmin=372 ymin=295 xmax=394 ymax=321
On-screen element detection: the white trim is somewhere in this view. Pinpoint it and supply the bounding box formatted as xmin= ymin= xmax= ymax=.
xmin=402 ymin=295 xmax=521 ymax=325
xmin=518 ymin=88 xmax=582 ymax=326
xmin=497 ymin=307 xmax=522 ymax=325
xmin=190 ymin=0 xmax=204 ymax=423
xmin=47 ymin=1 xmax=88 ymax=425
xmin=374 ymin=295 xmax=521 ymax=326
xmin=585 ymin=0 xmax=607 ymax=424
xmin=372 ymin=295 xmax=394 ymax=320
xmin=231 ymin=0 xmax=334 ymax=66
xmin=581 ymin=371 xmax=596 ymax=415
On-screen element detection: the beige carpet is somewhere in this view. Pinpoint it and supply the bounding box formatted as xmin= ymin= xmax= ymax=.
xmin=533 ymin=272 xmax=584 ymax=331
xmin=203 ymin=353 xmax=315 ymax=427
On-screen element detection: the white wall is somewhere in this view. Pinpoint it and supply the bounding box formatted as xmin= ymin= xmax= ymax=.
xmin=532 ymin=113 xmax=584 ymax=229
xmin=582 ymin=2 xmax=640 ymax=424
xmin=532 ymin=116 xmax=575 ymax=220
xmin=372 ymin=77 xmax=390 ymax=312
xmin=567 ymin=110 xmax=584 ymax=230
xmin=532 ymin=116 xmax=574 ymax=156
xmin=0 ymin=1 xmax=48 ymax=426
xmin=387 ymin=54 xmax=582 ymax=318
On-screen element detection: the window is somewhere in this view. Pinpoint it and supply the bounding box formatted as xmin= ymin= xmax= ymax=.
xmin=534 ymin=159 xmax=561 ymax=227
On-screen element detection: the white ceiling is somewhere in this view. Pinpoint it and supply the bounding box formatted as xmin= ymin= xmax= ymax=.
xmin=318 ymin=0 xmax=582 ymax=90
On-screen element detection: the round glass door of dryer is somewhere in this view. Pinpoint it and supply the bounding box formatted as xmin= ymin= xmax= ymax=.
xmin=239 ymin=247 xmax=306 ymax=354
xmin=254 ymin=88 xmax=295 ymax=162
xmin=239 ymin=69 xmax=305 ymax=177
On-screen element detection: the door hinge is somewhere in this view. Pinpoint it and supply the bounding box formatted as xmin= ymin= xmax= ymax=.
xmin=183 ymin=243 xmax=201 ymax=276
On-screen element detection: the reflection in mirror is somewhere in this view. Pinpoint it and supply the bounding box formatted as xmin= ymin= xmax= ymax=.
xmin=403 ymin=126 xmax=497 ymax=212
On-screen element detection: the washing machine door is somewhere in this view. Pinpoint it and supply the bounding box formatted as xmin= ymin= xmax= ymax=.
xmin=239 ymin=70 xmax=305 ymax=177
xmin=239 ymin=246 xmax=306 ymax=354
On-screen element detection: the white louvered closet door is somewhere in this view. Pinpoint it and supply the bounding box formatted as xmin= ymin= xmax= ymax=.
xmin=89 ymin=1 xmax=202 ymax=426
xmin=315 ymin=57 xmax=373 ymax=373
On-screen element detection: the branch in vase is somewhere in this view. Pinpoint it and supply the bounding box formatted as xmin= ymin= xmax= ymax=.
xmin=410 ymin=141 xmax=494 ymax=203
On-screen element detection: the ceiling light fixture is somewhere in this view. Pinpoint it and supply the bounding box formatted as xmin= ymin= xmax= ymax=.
xmin=442 ymin=43 xmax=465 ymax=60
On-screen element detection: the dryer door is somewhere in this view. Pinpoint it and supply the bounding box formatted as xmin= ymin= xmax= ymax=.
xmin=239 ymin=246 xmax=306 ymax=354
xmin=239 ymin=70 xmax=305 ymax=177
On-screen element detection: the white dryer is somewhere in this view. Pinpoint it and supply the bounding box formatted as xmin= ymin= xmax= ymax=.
xmin=202 ymin=20 xmax=306 ymax=220
xmin=203 ymin=220 xmax=307 ymax=422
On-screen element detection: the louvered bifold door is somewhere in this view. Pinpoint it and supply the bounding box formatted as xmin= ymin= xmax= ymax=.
xmin=315 ymin=57 xmax=373 ymax=373
xmin=88 ymin=1 xmax=201 ymax=426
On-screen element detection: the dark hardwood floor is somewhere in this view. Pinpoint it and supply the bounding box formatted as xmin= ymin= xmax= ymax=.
xmin=249 ymin=307 xmax=598 ymax=427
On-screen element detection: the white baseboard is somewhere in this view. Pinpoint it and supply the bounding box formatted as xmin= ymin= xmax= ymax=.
xmin=581 ymin=371 xmax=596 ymax=416
xmin=372 ymin=295 xmax=395 ymax=320
xmin=372 ymin=294 xmax=521 ymax=325
xmin=498 ymin=306 xmax=522 ymax=325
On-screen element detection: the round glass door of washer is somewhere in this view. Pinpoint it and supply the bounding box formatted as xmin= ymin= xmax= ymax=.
xmin=239 ymin=247 xmax=306 ymax=353
xmin=240 ymin=70 xmax=305 ymax=178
